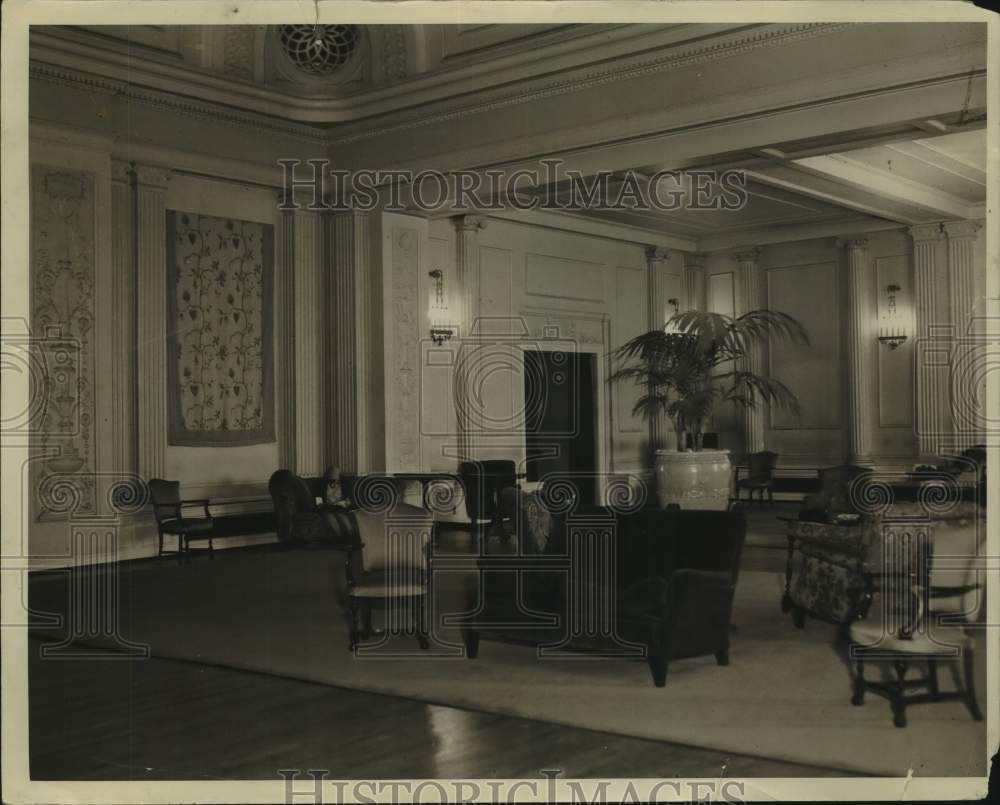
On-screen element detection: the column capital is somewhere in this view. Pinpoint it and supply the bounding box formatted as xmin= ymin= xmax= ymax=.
xmin=836 ymin=237 xmax=869 ymax=251
xmin=452 ymin=214 xmax=489 ymax=233
xmin=908 ymin=223 xmax=942 ymax=243
xmin=942 ymin=219 xmax=983 ymax=240
xmin=645 ymin=246 xmax=670 ymax=262
xmin=133 ymin=164 xmax=171 ymax=190
xmin=733 ymin=247 xmax=760 ymax=264
xmin=683 ymin=252 xmax=706 ymax=269
xmin=110 ymin=159 xmax=132 ymax=185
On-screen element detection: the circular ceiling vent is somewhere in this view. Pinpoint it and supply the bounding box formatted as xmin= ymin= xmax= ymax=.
xmin=279 ymin=25 xmax=360 ymax=75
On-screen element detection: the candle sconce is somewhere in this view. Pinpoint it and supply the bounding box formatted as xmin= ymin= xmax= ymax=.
xmin=428 ymin=269 xmax=454 ymax=344
xmin=877 ymin=284 xmax=908 ymax=349
xmin=430 ymin=325 xmax=455 ymax=345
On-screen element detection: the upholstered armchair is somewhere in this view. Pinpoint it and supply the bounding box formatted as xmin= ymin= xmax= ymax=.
xmin=148 ymin=479 xmax=216 ymax=563
xmin=268 ymin=469 xmax=351 ymax=546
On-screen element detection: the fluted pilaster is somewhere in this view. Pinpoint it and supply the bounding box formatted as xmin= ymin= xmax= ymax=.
xmin=839 ymin=238 xmax=875 ymax=465
xmin=327 ymin=210 xmax=373 ymax=473
xmin=453 ymin=215 xmax=488 ymax=461
xmin=909 ymin=223 xmax=944 ymax=458
xmin=646 ymin=247 xmax=670 ymax=452
xmin=735 ymin=248 xmax=765 ymax=455
xmin=683 ymin=253 xmax=706 ymax=312
xmin=944 ymin=219 xmax=984 ymax=450
xmin=276 ymin=207 xmax=297 ymax=472
xmin=110 ymin=160 xmax=135 ymax=478
xmin=293 ymin=210 xmax=324 ymax=476
xmin=134 ymin=164 xmax=169 ymax=481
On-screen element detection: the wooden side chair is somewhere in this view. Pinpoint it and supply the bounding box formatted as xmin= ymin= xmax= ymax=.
xmin=848 ymin=522 xmax=984 ymax=727
xmin=736 ymin=450 xmax=779 ymax=506
xmin=148 ymin=478 xmax=215 ymax=563
xmin=345 ymin=503 xmax=435 ymax=651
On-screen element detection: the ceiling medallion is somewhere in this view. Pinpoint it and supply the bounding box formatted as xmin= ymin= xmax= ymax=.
xmin=279 ymin=25 xmax=360 ymax=75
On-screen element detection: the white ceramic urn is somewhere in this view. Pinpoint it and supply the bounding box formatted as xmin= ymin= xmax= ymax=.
xmin=655 ymin=448 xmax=732 ymax=510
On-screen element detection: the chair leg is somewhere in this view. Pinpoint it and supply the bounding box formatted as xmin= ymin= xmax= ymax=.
xmin=158 ymin=531 xmax=164 ymax=558
xmin=648 ymin=643 xmax=668 ymax=687
xmin=208 ymin=538 xmax=215 ymax=560
xmin=792 ymin=606 xmax=806 ymax=629
xmin=851 ymin=658 xmax=865 ymax=705
xmin=927 ymin=658 xmax=940 ymax=701
xmin=462 ymin=627 xmax=479 ymax=659
xmin=891 ymin=661 xmax=908 ymax=727
xmin=417 ymin=597 xmax=429 ymax=650
xmin=962 ymin=648 xmax=983 ymax=721
xmin=348 ymin=597 xmax=361 ymax=651
xmin=714 ymin=648 xmax=730 ymax=666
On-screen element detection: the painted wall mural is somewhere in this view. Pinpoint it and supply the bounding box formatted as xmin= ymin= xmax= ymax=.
xmin=167 ymin=210 xmax=275 ymax=446
xmin=30 ymin=166 xmax=97 ymax=518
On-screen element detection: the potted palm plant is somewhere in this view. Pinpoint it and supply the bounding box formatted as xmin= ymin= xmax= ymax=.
xmin=610 ymin=309 xmax=808 ymax=509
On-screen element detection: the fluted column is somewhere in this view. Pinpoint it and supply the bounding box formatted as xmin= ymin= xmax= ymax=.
xmin=327 ymin=210 xmax=373 ymax=473
xmin=294 ymin=210 xmax=324 ymax=476
xmin=134 ymin=164 xmax=170 ymax=481
xmin=735 ymin=248 xmax=765 ymax=456
xmin=646 ymin=247 xmax=669 ymax=452
xmin=110 ymin=160 xmax=135 ymax=478
xmin=683 ymin=253 xmax=706 ymax=312
xmin=944 ymin=220 xmax=984 ymax=450
xmin=840 ymin=238 xmax=875 ymax=465
xmin=453 ymin=215 xmax=488 ymax=461
xmin=276 ymin=207 xmax=296 ymax=472
xmin=909 ymin=223 xmax=944 ymax=459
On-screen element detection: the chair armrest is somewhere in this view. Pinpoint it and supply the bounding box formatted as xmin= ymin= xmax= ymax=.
xmin=179 ymin=498 xmax=212 ymax=518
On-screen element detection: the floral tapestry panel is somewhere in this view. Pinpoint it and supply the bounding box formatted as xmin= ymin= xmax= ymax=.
xmin=30 ymin=166 xmax=97 ymax=518
xmin=167 ymin=210 xmax=275 ymax=446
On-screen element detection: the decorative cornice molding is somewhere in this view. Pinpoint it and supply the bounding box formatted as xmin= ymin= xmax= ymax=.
xmin=31 ymin=23 xmax=850 ymax=149
xmin=645 ymin=246 xmax=671 ymax=262
xmin=29 ymin=62 xmax=327 ymax=144
xmin=942 ymin=219 xmax=983 ymax=240
xmin=908 ymin=223 xmax=943 ymax=242
xmin=327 ymin=23 xmax=852 ymax=147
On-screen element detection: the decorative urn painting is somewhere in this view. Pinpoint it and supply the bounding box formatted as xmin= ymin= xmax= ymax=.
xmin=167 ymin=211 xmax=275 ymax=446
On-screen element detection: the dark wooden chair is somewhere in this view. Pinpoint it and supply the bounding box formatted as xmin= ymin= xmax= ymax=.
xmin=736 ymin=450 xmax=779 ymax=505
xmin=148 ymin=478 xmax=215 ymax=563
xmin=459 ymin=460 xmax=525 ymax=540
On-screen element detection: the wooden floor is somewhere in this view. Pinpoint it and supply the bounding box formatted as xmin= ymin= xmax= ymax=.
xmin=28 ymin=629 xmax=848 ymax=780
xmin=26 ymin=528 xmax=851 ymax=781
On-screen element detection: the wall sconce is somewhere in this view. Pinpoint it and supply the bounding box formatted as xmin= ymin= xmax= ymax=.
xmin=430 ymin=326 xmax=454 ymax=345
xmin=427 ymin=268 xmax=454 ymax=344
xmin=877 ymin=284 xmax=908 ymax=349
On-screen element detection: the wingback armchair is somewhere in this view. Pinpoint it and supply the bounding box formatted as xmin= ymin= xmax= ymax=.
xmin=268 ymin=469 xmax=354 ymax=546
xmin=459 ymin=460 xmax=524 ymax=539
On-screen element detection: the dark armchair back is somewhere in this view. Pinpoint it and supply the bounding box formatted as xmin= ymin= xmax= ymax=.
xmin=268 ymin=469 xmax=317 ymax=544
xmin=800 ymin=464 xmax=873 ymax=522
xmin=459 ymin=460 xmax=518 ymax=521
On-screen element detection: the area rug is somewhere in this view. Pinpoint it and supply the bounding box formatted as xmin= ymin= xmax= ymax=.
xmin=28 ymin=547 xmax=987 ymax=778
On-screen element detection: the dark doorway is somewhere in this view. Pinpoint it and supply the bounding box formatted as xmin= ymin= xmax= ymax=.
xmin=523 ymin=349 xmax=598 ymax=505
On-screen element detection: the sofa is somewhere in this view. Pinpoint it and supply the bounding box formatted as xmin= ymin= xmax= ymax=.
xmin=458 ymin=492 xmax=747 ymax=686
